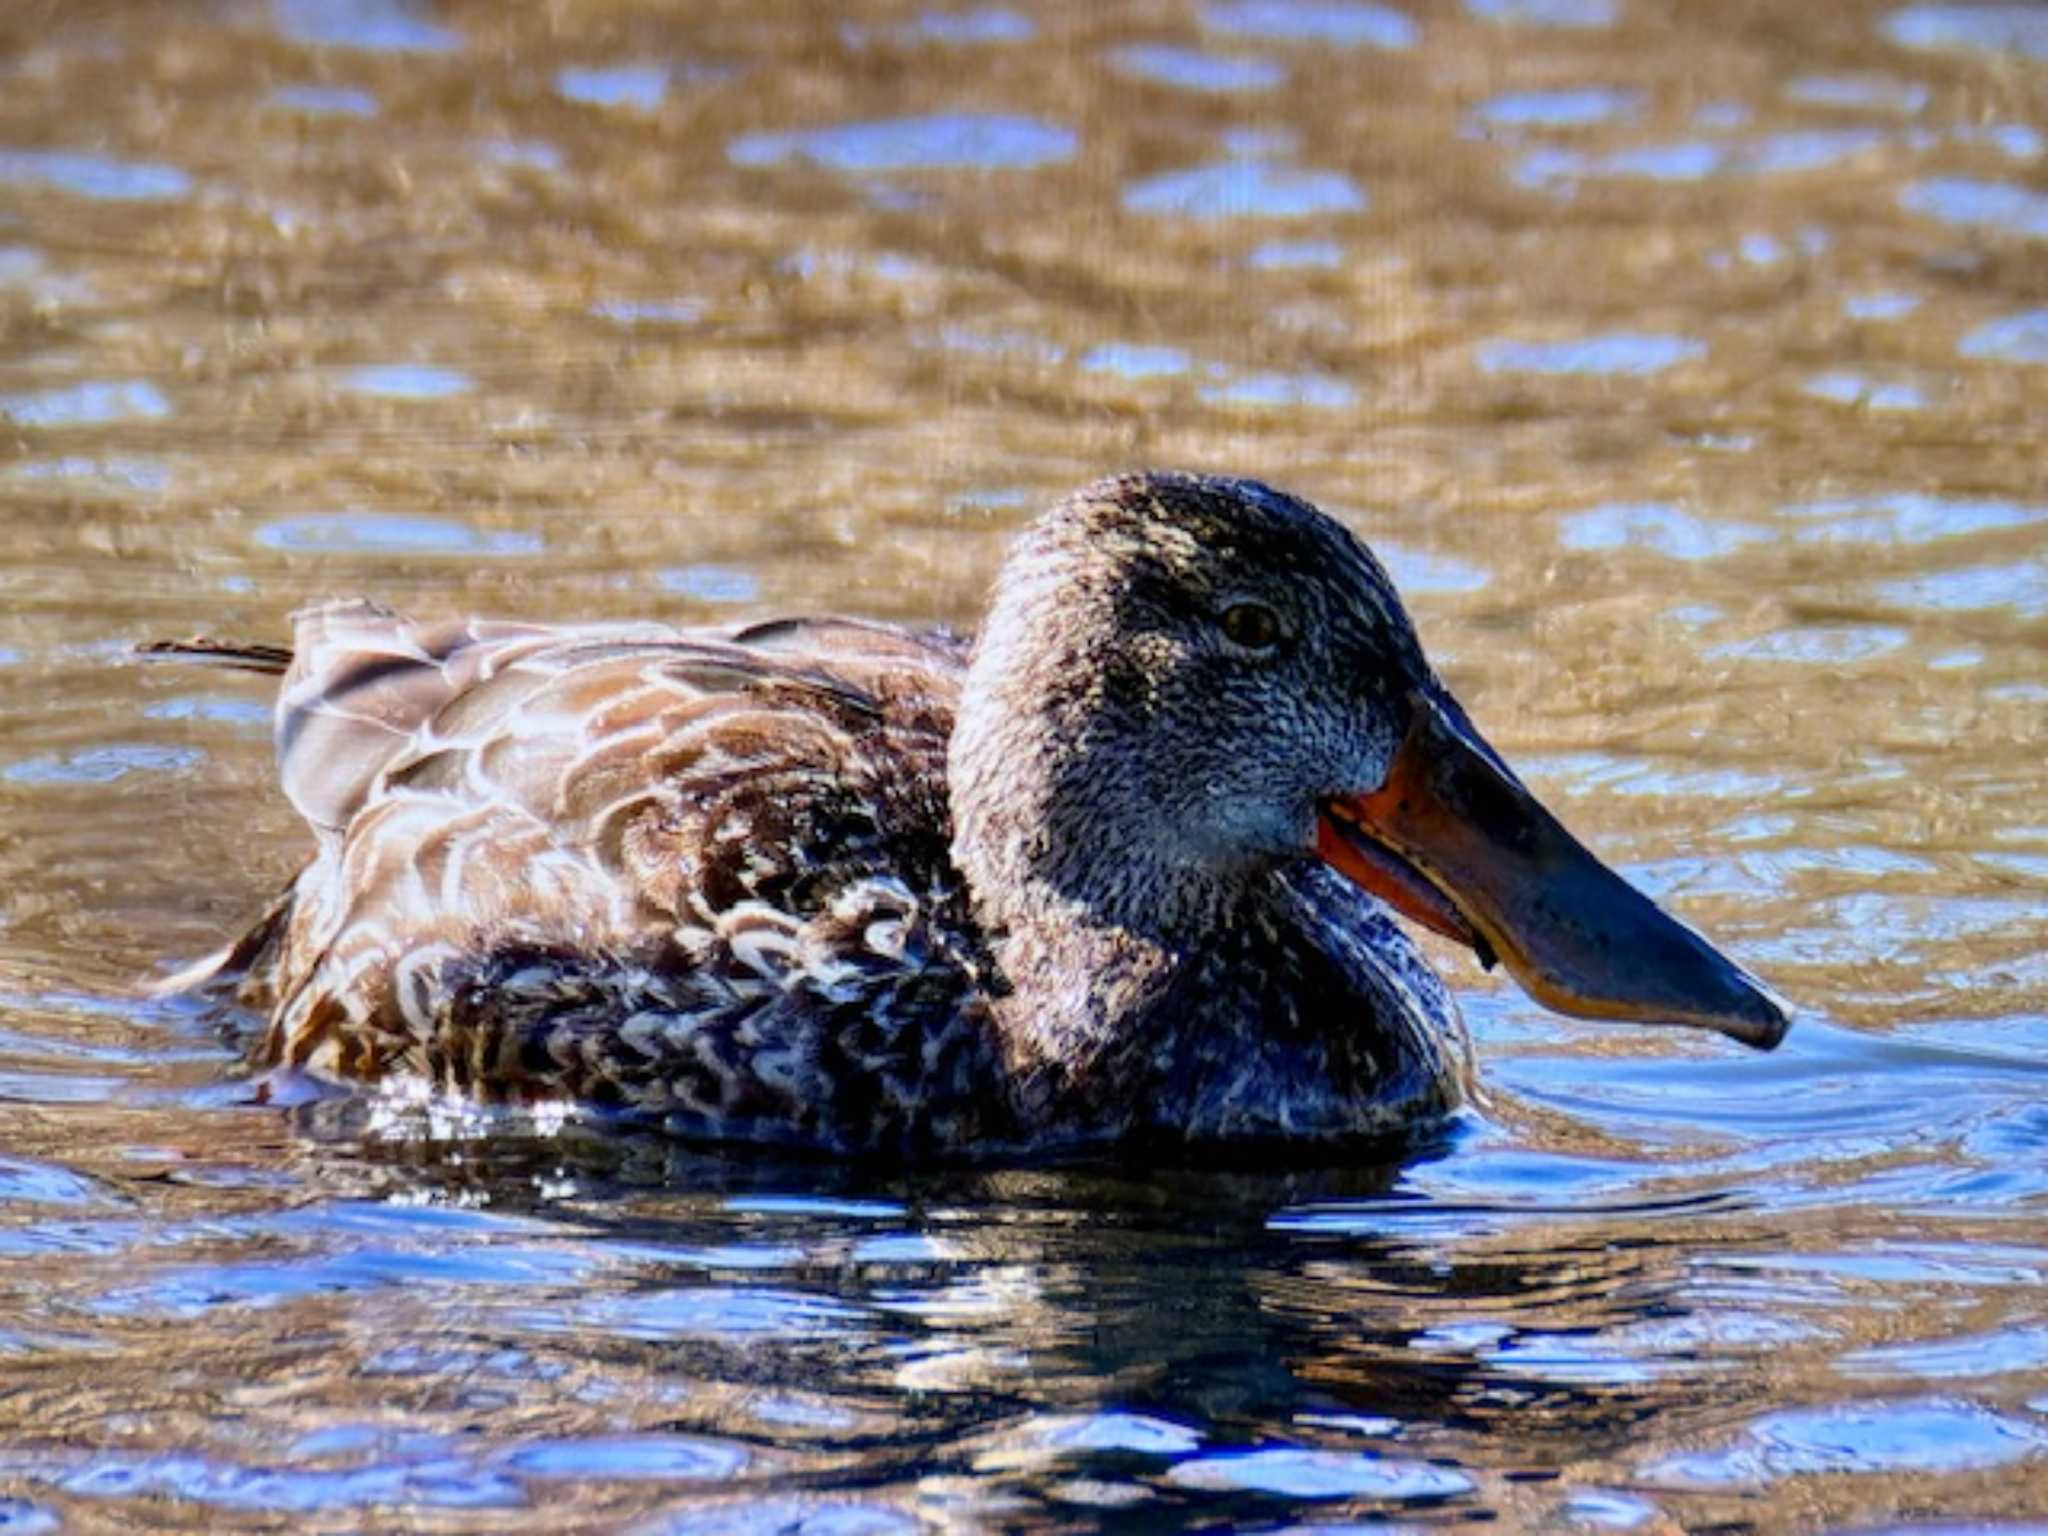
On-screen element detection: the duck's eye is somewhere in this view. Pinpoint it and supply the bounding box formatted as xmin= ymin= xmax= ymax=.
xmin=1220 ymin=602 xmax=1284 ymax=652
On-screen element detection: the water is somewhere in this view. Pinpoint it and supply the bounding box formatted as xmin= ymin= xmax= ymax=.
xmin=0 ymin=0 xmax=2043 ymax=1529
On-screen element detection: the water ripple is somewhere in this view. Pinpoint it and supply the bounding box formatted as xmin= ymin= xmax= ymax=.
xmin=1645 ymin=1400 xmax=2048 ymax=1487
xmin=640 ymin=1500 xmax=917 ymax=1535
xmin=1203 ymin=0 xmax=1419 ymax=49
xmin=1844 ymin=291 xmax=1923 ymax=321
xmin=498 ymin=1435 xmax=749 ymax=1482
xmin=1248 ymin=237 xmax=1343 ymax=267
xmin=1165 ymin=1446 xmax=1474 ymax=1499
xmin=1900 ymin=177 xmax=2048 ymax=238
xmin=1106 ymin=45 xmax=1285 ymax=92
xmin=255 ymin=513 xmax=540 ymax=556
xmin=1787 ymin=493 xmax=2045 ymax=544
xmin=1885 ymin=5 xmax=2048 ymax=61
xmin=1559 ymin=501 xmax=1771 ymax=560
xmin=1785 ymin=75 xmax=1929 ymax=114
xmin=1080 ymin=343 xmax=1190 ymax=379
xmin=1803 ymin=371 xmax=1929 ymax=411
xmin=731 ymin=114 xmax=1076 ymax=173
xmin=274 ymin=0 xmax=460 ymax=53
xmin=556 ymin=65 xmax=672 ymax=112
xmin=1123 ymin=161 xmax=1365 ymax=218
xmin=1467 ymin=0 xmax=1615 ymax=24
xmin=0 ymin=150 xmax=191 ymax=201
xmin=1960 ymin=309 xmax=2048 ymax=363
xmin=1 ymin=381 xmax=170 ymax=428
xmin=1473 ymin=87 xmax=1641 ymax=129
xmin=1876 ymin=560 xmax=2048 ymax=619
xmin=3 ymin=745 xmax=203 ymax=786
xmin=338 ymin=364 xmax=473 ymax=398
xmin=1478 ymin=334 xmax=1704 ymax=375
xmin=846 ymin=9 xmax=1035 ymax=47
xmin=270 ymin=85 xmax=379 ymax=116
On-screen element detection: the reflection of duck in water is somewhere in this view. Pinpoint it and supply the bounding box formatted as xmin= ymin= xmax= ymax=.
xmin=152 ymin=473 xmax=1788 ymax=1157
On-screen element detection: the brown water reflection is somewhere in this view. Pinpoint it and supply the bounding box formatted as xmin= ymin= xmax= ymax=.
xmin=2 ymin=0 xmax=2045 ymax=1530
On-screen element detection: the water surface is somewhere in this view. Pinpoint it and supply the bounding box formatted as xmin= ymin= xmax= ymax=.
xmin=0 ymin=1 xmax=2043 ymax=1530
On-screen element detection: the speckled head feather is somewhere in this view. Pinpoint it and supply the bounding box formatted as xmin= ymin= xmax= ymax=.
xmin=150 ymin=470 xmax=1786 ymax=1159
xmin=951 ymin=471 xmax=1434 ymax=937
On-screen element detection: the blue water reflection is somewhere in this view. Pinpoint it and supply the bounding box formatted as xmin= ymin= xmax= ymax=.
xmin=1707 ymin=626 xmax=1910 ymax=665
xmin=1960 ymin=309 xmax=2048 ymax=362
xmin=1842 ymin=1327 xmax=2048 ymax=1381
xmin=1124 ymin=162 xmax=1364 ymax=218
xmin=1247 ymin=237 xmax=1343 ymax=267
xmin=1844 ymin=291 xmax=1922 ymax=321
xmin=1165 ymin=1446 xmax=1474 ymax=1499
xmin=0 ymin=151 xmax=189 ymax=201
xmin=659 ymin=565 xmax=761 ymax=603
xmin=1784 ymin=74 xmax=1928 ymax=113
xmin=1 ymin=381 xmax=170 ymax=427
xmin=9 ymin=3 xmax=2048 ymax=1532
xmin=1803 ymin=371 xmax=1928 ymax=411
xmin=845 ymin=8 xmax=1035 ymax=46
xmin=643 ymin=1500 xmax=917 ymax=1535
xmin=1079 ymin=343 xmax=1191 ymax=378
xmin=0 ymin=1448 xmax=522 ymax=1514
xmin=274 ymin=0 xmax=460 ymax=52
xmin=730 ymin=114 xmax=1076 ymax=173
xmin=1786 ymin=493 xmax=2045 ymax=544
xmin=1467 ymin=0 xmax=1615 ymax=25
xmin=9 ymin=454 xmax=168 ymax=489
xmin=1203 ymin=0 xmax=1418 ymax=49
xmin=1877 ymin=560 xmax=2048 ymax=619
xmin=1517 ymin=130 xmax=1887 ymax=188
xmin=339 ymin=364 xmax=472 ymax=398
xmin=1646 ymin=1400 xmax=2048 ymax=1486
xmin=1885 ymin=5 xmax=2048 ymax=61
xmin=1107 ymin=45 xmax=1285 ymax=92
xmin=592 ymin=297 xmax=705 ymax=325
xmin=497 ymin=1436 xmax=748 ymax=1481
xmin=1477 ymin=334 xmax=1704 ymax=375
xmin=3 ymin=746 xmax=203 ymax=786
xmin=556 ymin=65 xmax=671 ymax=111
xmin=255 ymin=513 xmax=540 ymax=555
xmin=1473 ymin=87 xmax=1641 ymax=129
xmin=1016 ymin=1412 xmax=1203 ymax=1455
xmin=270 ymin=85 xmax=379 ymax=116
xmin=1900 ymin=178 xmax=2048 ymax=238
xmin=142 ymin=696 xmax=271 ymax=727
xmin=1200 ymin=370 xmax=1355 ymax=408
xmin=1560 ymin=502 xmax=1772 ymax=560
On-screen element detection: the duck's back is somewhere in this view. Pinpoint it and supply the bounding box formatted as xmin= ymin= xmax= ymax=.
xmin=208 ymin=602 xmax=1013 ymax=1153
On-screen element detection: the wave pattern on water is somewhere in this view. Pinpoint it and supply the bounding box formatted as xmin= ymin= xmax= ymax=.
xmin=0 ymin=0 xmax=2044 ymax=1531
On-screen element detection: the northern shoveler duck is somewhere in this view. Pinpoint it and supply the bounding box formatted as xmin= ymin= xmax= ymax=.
xmin=151 ymin=472 xmax=1789 ymax=1157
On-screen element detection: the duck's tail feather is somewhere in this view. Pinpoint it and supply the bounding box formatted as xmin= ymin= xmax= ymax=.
xmin=137 ymin=637 xmax=294 ymax=675
xmin=148 ymin=880 xmax=297 ymax=1001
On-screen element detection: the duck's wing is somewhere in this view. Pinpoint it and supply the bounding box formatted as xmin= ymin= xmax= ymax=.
xmin=268 ymin=603 xmax=972 ymax=843
xmin=272 ymin=601 xmax=681 ymax=840
xmin=223 ymin=607 xmax=987 ymax=1122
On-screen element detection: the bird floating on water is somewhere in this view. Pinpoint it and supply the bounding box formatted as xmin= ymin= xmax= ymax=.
xmin=149 ymin=472 xmax=1789 ymax=1158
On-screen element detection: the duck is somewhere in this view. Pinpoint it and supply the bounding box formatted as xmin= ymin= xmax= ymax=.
xmin=149 ymin=472 xmax=1790 ymax=1158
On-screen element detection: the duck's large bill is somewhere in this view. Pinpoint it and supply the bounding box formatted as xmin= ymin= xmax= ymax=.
xmin=1317 ymin=689 xmax=1791 ymax=1050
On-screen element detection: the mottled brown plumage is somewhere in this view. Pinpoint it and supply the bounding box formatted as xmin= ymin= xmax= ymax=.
xmin=154 ymin=471 xmax=1787 ymax=1159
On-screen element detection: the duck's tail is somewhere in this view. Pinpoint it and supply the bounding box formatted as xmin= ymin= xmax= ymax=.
xmin=136 ymin=637 xmax=293 ymax=675
xmin=148 ymin=880 xmax=297 ymax=1002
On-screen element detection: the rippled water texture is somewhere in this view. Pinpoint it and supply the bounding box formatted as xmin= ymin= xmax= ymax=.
xmin=2 ymin=1 xmax=2045 ymax=1530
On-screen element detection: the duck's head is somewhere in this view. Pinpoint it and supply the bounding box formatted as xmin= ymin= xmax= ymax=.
xmin=950 ymin=470 xmax=1789 ymax=1051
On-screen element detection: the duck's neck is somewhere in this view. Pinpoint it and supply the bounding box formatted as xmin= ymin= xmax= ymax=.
xmin=949 ymin=663 xmax=1469 ymax=1142
xmin=946 ymin=581 xmax=1236 ymax=1090
xmin=948 ymin=713 xmax=1234 ymax=1087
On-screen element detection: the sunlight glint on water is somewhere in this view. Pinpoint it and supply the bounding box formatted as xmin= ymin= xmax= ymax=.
xmin=0 ymin=0 xmax=2043 ymax=1531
